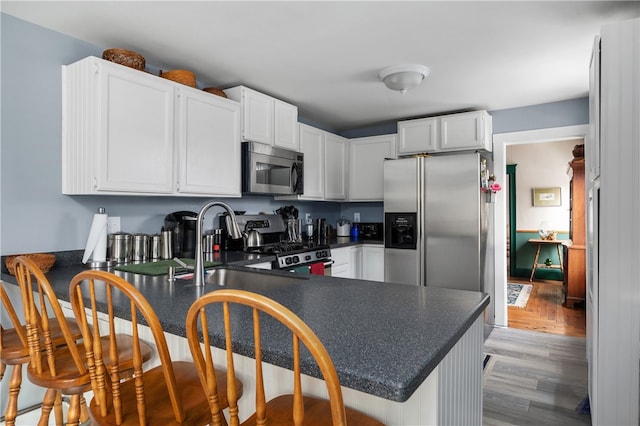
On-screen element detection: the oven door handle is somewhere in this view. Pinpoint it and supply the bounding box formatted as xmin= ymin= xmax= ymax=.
xmin=323 ymin=260 xmax=334 ymax=267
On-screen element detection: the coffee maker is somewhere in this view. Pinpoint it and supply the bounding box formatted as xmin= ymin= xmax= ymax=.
xmin=164 ymin=211 xmax=198 ymax=258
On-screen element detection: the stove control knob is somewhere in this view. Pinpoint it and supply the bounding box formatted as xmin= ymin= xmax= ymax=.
xmin=285 ymin=257 xmax=293 ymax=265
xmin=292 ymin=256 xmax=300 ymax=264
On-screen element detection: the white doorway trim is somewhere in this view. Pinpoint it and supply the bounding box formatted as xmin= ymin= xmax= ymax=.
xmin=492 ymin=124 xmax=589 ymax=327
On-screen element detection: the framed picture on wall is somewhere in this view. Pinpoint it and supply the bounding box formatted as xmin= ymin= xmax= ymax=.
xmin=532 ymin=187 xmax=561 ymax=207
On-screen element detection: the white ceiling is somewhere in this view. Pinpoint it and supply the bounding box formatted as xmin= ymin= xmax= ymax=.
xmin=2 ymin=1 xmax=639 ymax=132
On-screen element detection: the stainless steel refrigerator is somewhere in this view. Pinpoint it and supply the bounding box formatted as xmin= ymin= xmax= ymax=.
xmin=383 ymin=152 xmax=495 ymax=327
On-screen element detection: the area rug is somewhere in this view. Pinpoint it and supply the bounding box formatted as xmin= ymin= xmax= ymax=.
xmin=507 ymin=283 xmax=533 ymax=308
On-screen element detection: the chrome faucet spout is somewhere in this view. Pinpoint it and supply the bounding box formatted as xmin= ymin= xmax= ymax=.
xmin=194 ymin=201 xmax=242 ymax=287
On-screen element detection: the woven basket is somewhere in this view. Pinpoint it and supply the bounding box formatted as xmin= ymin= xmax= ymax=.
xmin=102 ymin=48 xmax=146 ymax=71
xmin=160 ymin=70 xmax=196 ymax=87
xmin=5 ymin=253 xmax=56 ymax=276
xmin=203 ymin=87 xmax=227 ymax=98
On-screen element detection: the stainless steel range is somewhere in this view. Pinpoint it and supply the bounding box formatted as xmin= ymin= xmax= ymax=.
xmin=273 ymin=245 xmax=332 ymax=273
xmin=220 ymin=214 xmax=332 ymax=274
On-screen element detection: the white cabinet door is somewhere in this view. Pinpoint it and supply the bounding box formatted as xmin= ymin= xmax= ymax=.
xmin=350 ymin=246 xmax=362 ymax=279
xmin=274 ymin=100 xmax=299 ymax=151
xmin=362 ymin=245 xmax=384 ymax=282
xmin=397 ymin=117 xmax=438 ymax=155
xmin=225 ymin=86 xmax=298 ymax=150
xmin=349 ymin=134 xmax=397 ymax=201
xmin=176 ymin=87 xmax=241 ymax=196
xmin=63 ymin=57 xmax=175 ymax=195
xmin=324 ymin=133 xmax=348 ymax=200
xmin=97 ymin=60 xmax=175 ymax=193
xmin=298 ymin=123 xmax=325 ymax=199
xmin=440 ymin=111 xmax=492 ymax=152
xmin=241 ymin=87 xmax=274 ymax=145
xmin=331 ymin=246 xmax=353 ymax=278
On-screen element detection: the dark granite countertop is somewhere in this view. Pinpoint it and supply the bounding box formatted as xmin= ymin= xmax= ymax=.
xmin=1 ymin=245 xmax=487 ymax=403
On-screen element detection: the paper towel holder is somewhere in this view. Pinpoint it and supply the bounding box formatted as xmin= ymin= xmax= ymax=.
xmin=85 ymin=207 xmax=116 ymax=270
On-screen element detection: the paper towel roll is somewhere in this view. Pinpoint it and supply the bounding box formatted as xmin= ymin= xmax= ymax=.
xmin=82 ymin=208 xmax=108 ymax=263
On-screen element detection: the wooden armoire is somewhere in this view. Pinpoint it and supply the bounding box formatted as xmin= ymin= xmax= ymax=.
xmin=563 ymin=155 xmax=586 ymax=307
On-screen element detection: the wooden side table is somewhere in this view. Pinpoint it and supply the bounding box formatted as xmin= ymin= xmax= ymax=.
xmin=528 ymin=239 xmax=566 ymax=282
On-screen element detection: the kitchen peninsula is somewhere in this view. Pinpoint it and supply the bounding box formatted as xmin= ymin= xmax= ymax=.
xmin=1 ymin=252 xmax=489 ymax=425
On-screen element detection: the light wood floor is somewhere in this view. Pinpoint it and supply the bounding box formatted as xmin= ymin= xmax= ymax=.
xmin=507 ymin=277 xmax=586 ymax=337
xmin=483 ymin=326 xmax=591 ymax=425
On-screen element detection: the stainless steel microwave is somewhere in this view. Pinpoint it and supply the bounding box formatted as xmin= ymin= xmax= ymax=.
xmin=242 ymin=141 xmax=304 ymax=195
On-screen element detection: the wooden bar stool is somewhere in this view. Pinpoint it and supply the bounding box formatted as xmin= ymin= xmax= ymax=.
xmin=68 ymin=270 xmax=242 ymax=425
xmin=186 ymin=289 xmax=385 ymax=426
xmin=1 ymin=280 xmax=83 ymax=426
xmin=14 ymin=256 xmax=153 ymax=426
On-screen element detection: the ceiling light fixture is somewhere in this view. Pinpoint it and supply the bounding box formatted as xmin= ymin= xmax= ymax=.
xmin=379 ymin=64 xmax=430 ymax=94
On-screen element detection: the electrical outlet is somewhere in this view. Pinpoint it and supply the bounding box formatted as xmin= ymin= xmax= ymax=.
xmin=107 ymin=217 xmax=121 ymax=233
xmin=354 ymin=212 xmax=360 ymax=223
xmin=305 ymin=213 xmax=312 ymax=224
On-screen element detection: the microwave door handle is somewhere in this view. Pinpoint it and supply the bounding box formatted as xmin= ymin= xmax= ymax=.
xmin=291 ymin=162 xmax=300 ymax=193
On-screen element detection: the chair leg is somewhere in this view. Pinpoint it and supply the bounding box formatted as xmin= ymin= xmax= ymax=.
xmin=39 ymin=388 xmax=58 ymax=426
xmin=66 ymin=394 xmax=81 ymax=426
xmin=0 ymin=360 xmax=6 ymax=381
xmin=54 ymin=391 xmax=64 ymax=426
xmin=79 ymin=394 xmax=90 ymax=424
xmin=4 ymin=364 xmax=22 ymax=426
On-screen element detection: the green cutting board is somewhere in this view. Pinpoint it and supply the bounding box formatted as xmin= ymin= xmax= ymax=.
xmin=114 ymin=258 xmax=221 ymax=276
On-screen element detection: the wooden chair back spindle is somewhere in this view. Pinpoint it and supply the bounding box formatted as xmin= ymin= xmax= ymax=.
xmin=186 ymin=289 xmax=385 ymax=426
xmin=70 ymin=270 xmax=236 ymax=425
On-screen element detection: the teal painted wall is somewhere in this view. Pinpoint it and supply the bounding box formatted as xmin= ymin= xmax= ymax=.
xmin=513 ymin=231 xmax=568 ymax=281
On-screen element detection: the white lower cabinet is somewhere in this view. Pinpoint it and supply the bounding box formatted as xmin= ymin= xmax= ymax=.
xmin=62 ymin=56 xmax=240 ymax=197
xmin=331 ymin=246 xmax=360 ymax=279
xmin=349 ymin=135 xmax=397 ymax=201
xmin=361 ymin=245 xmax=384 ymax=282
xmin=331 ymin=245 xmax=383 ymax=280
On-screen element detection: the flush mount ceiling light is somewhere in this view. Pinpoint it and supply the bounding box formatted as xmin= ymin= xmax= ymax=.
xmin=379 ymin=64 xmax=430 ymax=94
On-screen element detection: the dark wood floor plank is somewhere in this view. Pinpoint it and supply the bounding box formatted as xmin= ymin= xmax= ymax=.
xmin=507 ymin=277 xmax=586 ymax=337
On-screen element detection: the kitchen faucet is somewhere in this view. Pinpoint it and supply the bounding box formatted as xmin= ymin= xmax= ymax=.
xmin=193 ymin=201 xmax=242 ymax=287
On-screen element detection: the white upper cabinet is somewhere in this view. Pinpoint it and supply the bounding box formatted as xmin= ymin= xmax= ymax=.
xmin=274 ymin=100 xmax=299 ymax=151
xmin=349 ymin=134 xmax=397 ymax=201
xmin=175 ymin=87 xmax=241 ymax=196
xmin=396 ymin=110 xmax=492 ymax=155
xmin=277 ymin=124 xmax=347 ymax=201
xmin=397 ymin=117 xmax=438 ymax=155
xmin=324 ymin=132 xmax=348 ymax=200
xmin=440 ymin=111 xmax=492 ymax=152
xmin=62 ymin=56 xmax=241 ymax=197
xmin=298 ymin=123 xmax=325 ymax=199
xmin=225 ymin=85 xmax=299 ymax=150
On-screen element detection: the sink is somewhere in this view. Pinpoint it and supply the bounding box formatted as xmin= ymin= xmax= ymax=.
xmin=205 ymin=267 xmax=308 ymax=289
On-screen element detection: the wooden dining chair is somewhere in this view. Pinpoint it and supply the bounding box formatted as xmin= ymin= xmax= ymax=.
xmin=13 ymin=256 xmax=153 ymax=426
xmin=1 ymin=275 xmax=86 ymax=426
xmin=68 ymin=270 xmax=241 ymax=425
xmin=1 ymin=281 xmax=59 ymax=426
xmin=186 ymin=289 xmax=385 ymax=426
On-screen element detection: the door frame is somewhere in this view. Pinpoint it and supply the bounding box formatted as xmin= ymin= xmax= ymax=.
xmin=506 ymin=164 xmax=517 ymax=275
xmin=493 ymin=125 xmax=588 ymax=327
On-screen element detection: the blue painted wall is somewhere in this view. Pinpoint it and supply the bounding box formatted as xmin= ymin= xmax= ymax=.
xmin=0 ymin=13 xmax=590 ymax=255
